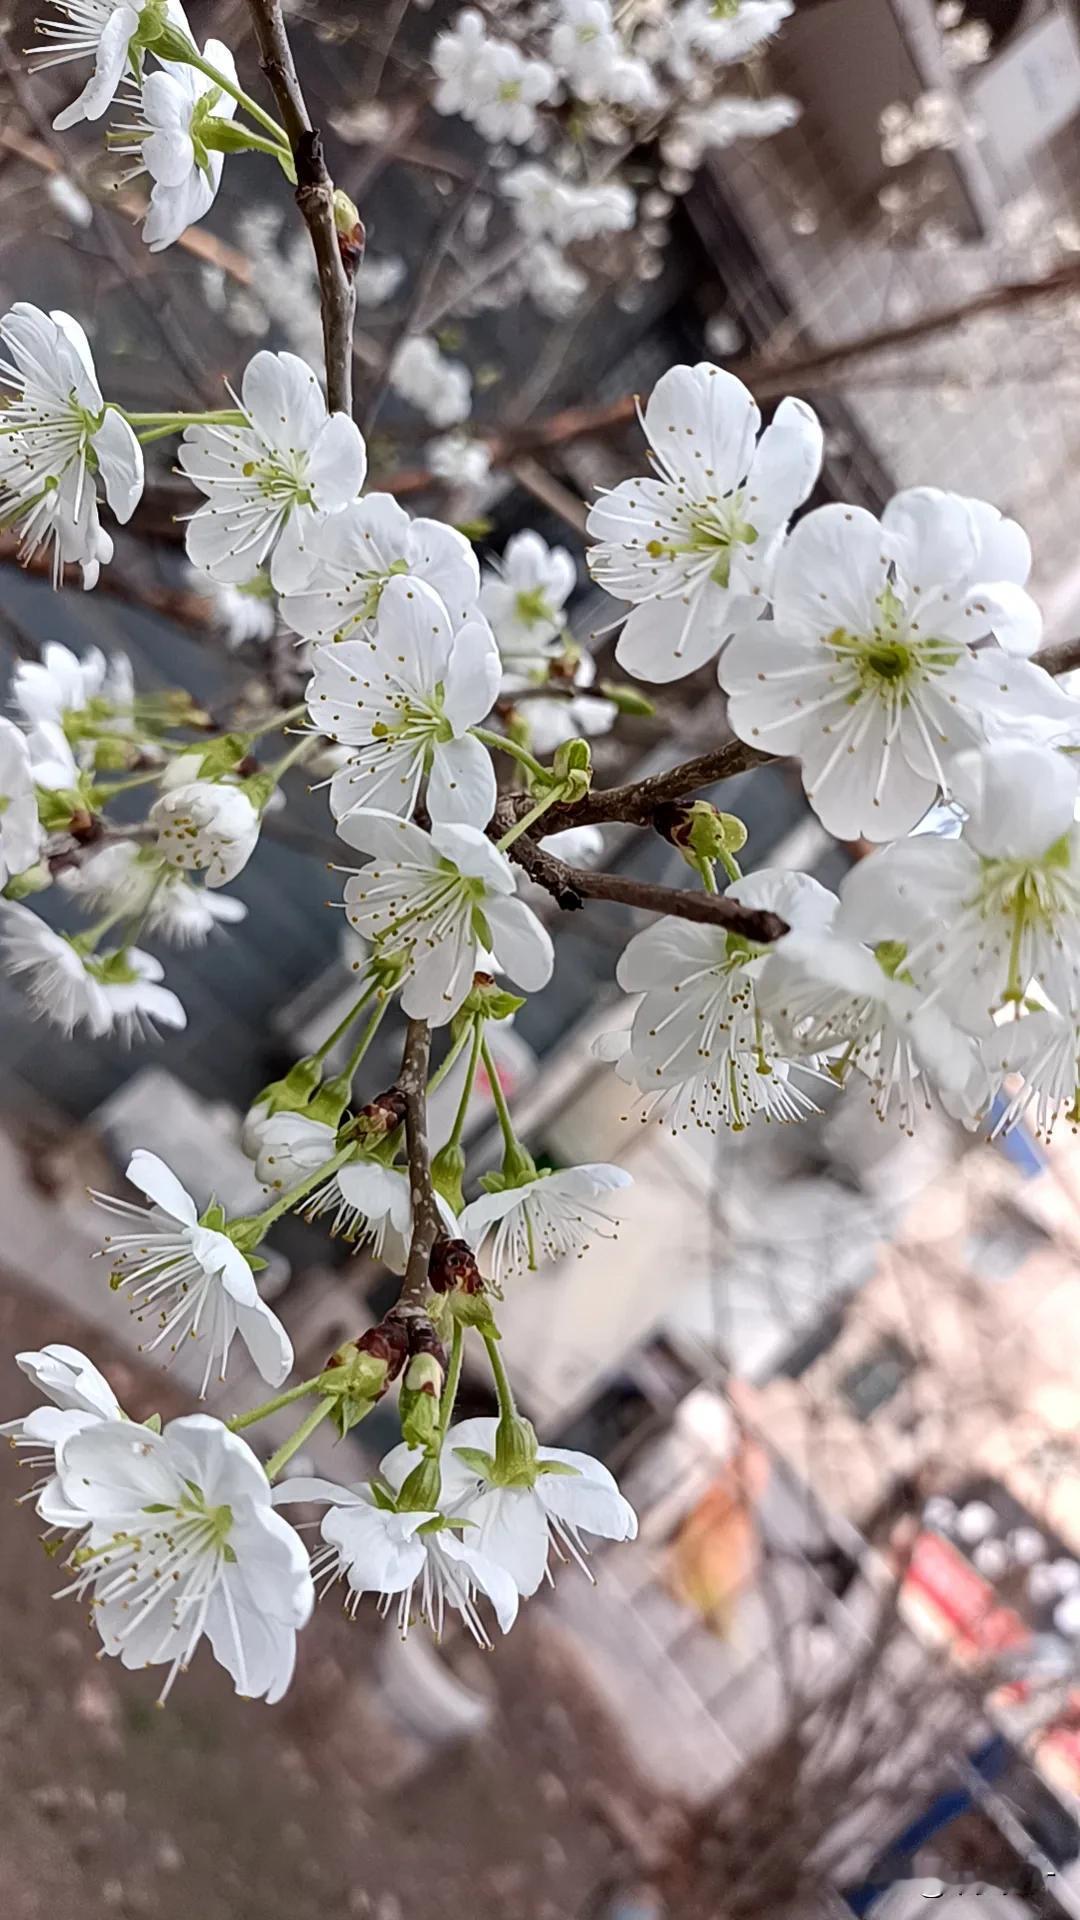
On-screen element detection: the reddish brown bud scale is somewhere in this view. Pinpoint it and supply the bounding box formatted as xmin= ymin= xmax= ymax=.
xmin=353 ymin=1086 xmax=408 ymax=1137
xmin=653 ymin=801 xmax=696 ymax=849
xmin=337 ymin=220 xmax=366 ymax=281
xmin=407 ymin=1316 xmax=448 ymax=1373
xmin=429 ymin=1237 xmax=483 ymax=1295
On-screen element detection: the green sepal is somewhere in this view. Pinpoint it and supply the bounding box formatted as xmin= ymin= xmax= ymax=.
xmin=195 ymin=733 xmax=252 ymax=779
xmin=598 ymin=681 xmax=655 ymax=716
xmin=453 ymin=1446 xmax=496 ymax=1479
xmin=36 ymin=786 xmax=86 ymax=832
xmin=431 ymin=1141 xmax=466 ymax=1214
xmin=3 ymin=861 xmax=51 ymax=900
xmin=448 ymin=1290 xmax=499 ymax=1333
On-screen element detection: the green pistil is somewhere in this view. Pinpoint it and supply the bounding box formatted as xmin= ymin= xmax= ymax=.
xmin=873 ymin=939 xmax=910 ymax=982
xmin=514 ymin=586 xmax=556 ymax=628
xmin=82 ymin=948 xmax=141 ymax=986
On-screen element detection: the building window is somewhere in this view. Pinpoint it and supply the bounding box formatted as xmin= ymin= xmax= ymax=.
xmin=840 ymin=1336 xmax=915 ymax=1422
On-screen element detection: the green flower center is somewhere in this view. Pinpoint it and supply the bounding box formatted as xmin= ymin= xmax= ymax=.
xmin=828 ymin=584 xmax=963 ymax=702
xmin=647 ymin=491 xmax=759 ymax=590
xmin=514 ymin=586 xmax=557 ymax=629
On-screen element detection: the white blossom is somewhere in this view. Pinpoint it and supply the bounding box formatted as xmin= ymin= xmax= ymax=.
xmin=541 ymin=823 xmax=605 ymax=864
xmin=605 ymin=869 xmax=837 ymax=1131
xmin=0 ymin=303 xmax=143 ymax=586
xmin=274 ymin=1459 xmax=518 ymax=1646
xmin=759 ymin=922 xmax=980 ymax=1132
xmin=253 ymin=1111 xmax=337 ymax=1191
xmin=588 ymin=363 xmax=822 ymax=682
xmin=480 ymin=529 xmax=576 ymax=664
xmin=279 ymin=493 xmax=480 ymax=648
xmin=180 ymin=350 xmax=367 ymax=592
xmin=549 ymin=0 xmax=659 ymax=108
xmin=501 ymin=165 xmax=636 ymax=242
xmin=303 ymin=1158 xmax=458 ymax=1269
xmin=666 ymin=95 xmax=801 ymax=164
xmin=460 ymin=1162 xmax=631 ymax=1284
xmin=34 ymin=0 xmax=191 ymax=131
xmin=354 ymin=254 xmax=407 ymax=309
xmin=0 ymin=718 xmax=43 ymax=883
xmin=390 ymin=335 xmax=472 ymax=428
xmin=518 ymin=240 xmax=588 ymax=318
xmin=846 ymin=742 xmax=1080 ymax=1022
xmin=111 ymin=38 xmax=239 ymax=252
xmin=432 ymin=10 xmax=556 ymax=144
xmin=419 ymin=1416 xmax=637 ymax=1597
xmin=12 ymin=639 xmax=132 ymax=731
xmin=150 ymin=779 xmax=261 ymax=886
xmin=426 ymin=432 xmax=492 ymax=492
xmin=0 ymin=903 xmax=186 ymax=1039
xmin=46 ymin=173 xmax=94 ymax=227
xmin=305 ymin=574 xmax=500 ymax=829
xmin=190 ymin=569 xmax=278 ymax=647
xmin=58 ymin=841 xmax=247 ymax=945
xmin=42 ymin=1414 xmax=313 ymax=1703
xmin=92 ymin=1150 xmax=293 ymax=1391
xmin=508 ymin=651 xmax=617 ymax=756
xmin=670 ymin=0 xmax=793 ymax=70
xmin=339 ymin=811 xmax=554 ymax=1025
xmin=721 ymin=491 xmax=1063 ymax=841
xmin=1 ymin=1344 xmax=122 ymax=1508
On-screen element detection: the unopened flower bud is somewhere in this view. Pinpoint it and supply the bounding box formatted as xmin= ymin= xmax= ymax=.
xmin=456 ymin=975 xmax=525 ymax=1023
xmin=322 ymin=1316 xmax=407 ymax=1436
xmin=655 ymin=800 xmax=747 ymax=870
xmin=429 ymin=1237 xmax=483 ymax=1295
xmin=333 ymin=190 xmax=366 ymax=280
xmin=550 ymin=736 xmax=592 ymax=803
xmin=3 ymin=860 xmax=51 ymax=901
xmin=431 ymin=1140 xmax=466 ymax=1213
xmin=343 ymin=1085 xmax=407 ymax=1145
xmin=598 ymin=680 xmax=655 ymax=717
xmin=349 ymin=1313 xmax=410 ymax=1380
xmin=400 ymin=1352 xmax=444 ymax=1450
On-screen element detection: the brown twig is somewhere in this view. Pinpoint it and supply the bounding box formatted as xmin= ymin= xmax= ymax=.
xmin=379 ymin=254 xmax=1080 ymax=490
xmin=1031 ymin=634 xmax=1080 ymax=679
xmin=397 ymin=1017 xmax=442 ymax=1312
xmin=244 ymin=0 xmax=356 ymax=415
xmin=506 ymin=831 xmax=788 ymax=943
xmin=541 ymin=738 xmax=776 ymax=834
xmin=361 ymin=165 xmax=488 ymax=436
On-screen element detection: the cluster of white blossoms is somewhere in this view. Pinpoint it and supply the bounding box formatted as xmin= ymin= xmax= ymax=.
xmin=586 ymin=358 xmax=1080 ymax=1143
xmin=15 ymin=0 xmax=1080 ymax=1715
xmin=426 ymin=0 xmax=801 ymax=324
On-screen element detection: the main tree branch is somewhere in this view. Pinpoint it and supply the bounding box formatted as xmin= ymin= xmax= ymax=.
xmin=244 ymin=0 xmax=356 ymax=415
xmin=397 ymin=1017 xmax=442 ymax=1312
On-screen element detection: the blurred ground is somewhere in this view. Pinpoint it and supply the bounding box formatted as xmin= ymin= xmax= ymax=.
xmin=0 ymin=1280 xmax=644 ymax=1920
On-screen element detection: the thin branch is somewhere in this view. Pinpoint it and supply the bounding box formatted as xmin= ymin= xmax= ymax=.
xmin=361 ymin=165 xmax=488 ymax=436
xmin=397 ymin=1016 xmax=442 ymax=1312
xmin=1032 ymin=634 xmax=1080 ymax=679
xmin=380 ymin=254 xmax=1080 ymax=489
xmin=244 ymin=0 xmax=356 ymax=415
xmin=506 ymin=831 xmax=789 ymax=943
xmin=508 ymin=455 xmax=589 ymax=535
xmin=541 ymin=737 xmax=776 ymax=834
